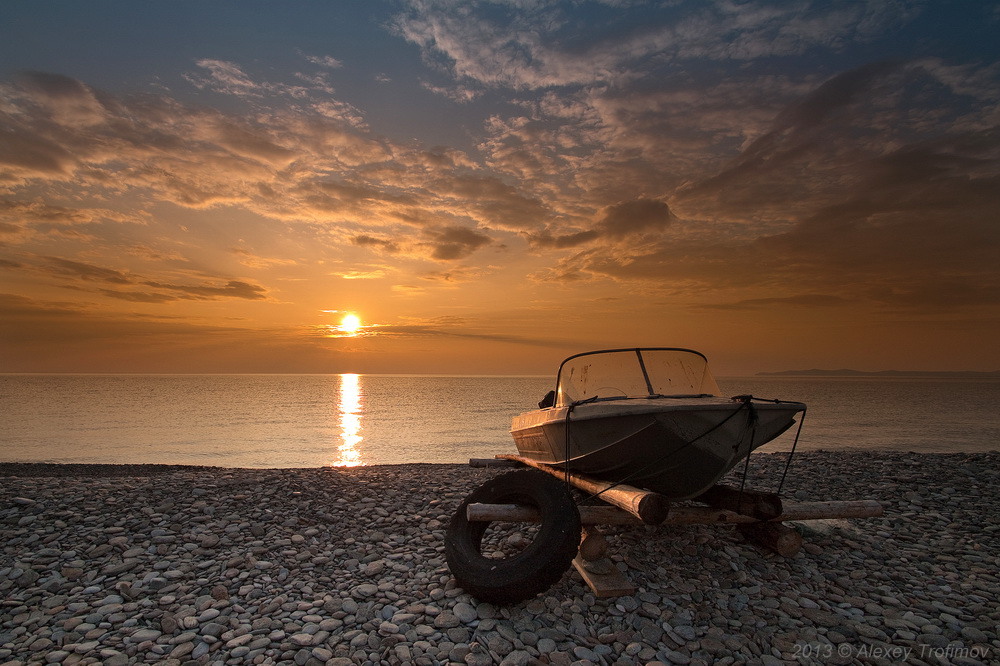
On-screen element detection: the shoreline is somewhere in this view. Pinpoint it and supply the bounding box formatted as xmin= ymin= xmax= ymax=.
xmin=2 ymin=447 xmax=998 ymax=476
xmin=2 ymin=451 xmax=998 ymax=665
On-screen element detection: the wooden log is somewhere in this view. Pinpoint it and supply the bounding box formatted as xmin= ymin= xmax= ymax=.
xmin=467 ymin=499 xmax=884 ymax=526
xmin=497 ymin=454 xmax=670 ymax=525
xmin=696 ymin=484 xmax=783 ymax=520
xmin=738 ymin=521 xmax=803 ymax=557
xmin=468 ymin=502 xmax=641 ymax=525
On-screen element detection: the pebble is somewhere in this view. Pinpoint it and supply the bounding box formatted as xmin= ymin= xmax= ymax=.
xmin=0 ymin=453 xmax=997 ymax=666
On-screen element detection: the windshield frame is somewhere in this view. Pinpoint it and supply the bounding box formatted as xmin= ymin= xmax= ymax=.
xmin=553 ymin=347 xmax=719 ymax=407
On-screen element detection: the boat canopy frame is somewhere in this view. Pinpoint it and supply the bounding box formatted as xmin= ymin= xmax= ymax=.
xmin=552 ymin=347 xmax=722 ymax=408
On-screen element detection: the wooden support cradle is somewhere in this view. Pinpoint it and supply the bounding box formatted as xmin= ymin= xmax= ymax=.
xmin=466 ymin=499 xmax=884 ymax=525
xmin=471 ymin=455 xmax=884 ymax=597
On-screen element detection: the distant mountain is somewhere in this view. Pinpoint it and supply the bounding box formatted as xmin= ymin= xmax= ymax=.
xmin=757 ymin=369 xmax=1000 ymax=378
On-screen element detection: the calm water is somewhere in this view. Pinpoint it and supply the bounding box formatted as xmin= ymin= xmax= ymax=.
xmin=1 ymin=374 xmax=997 ymax=468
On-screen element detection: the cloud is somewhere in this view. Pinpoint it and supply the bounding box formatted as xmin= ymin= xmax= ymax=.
xmin=302 ymin=53 xmax=344 ymax=69
xmin=0 ymin=292 xmax=333 ymax=374
xmin=339 ymin=317 xmax=569 ymax=348
xmin=597 ymin=199 xmax=674 ymax=237
xmin=3 ymin=1 xmax=999 ymax=329
xmin=17 ymin=71 xmax=109 ymax=127
xmin=700 ymin=294 xmax=852 ymax=310
xmin=421 ymin=81 xmax=482 ymax=103
xmin=528 ymin=198 xmax=673 ymax=248
xmin=32 ymin=256 xmax=269 ymax=302
xmin=352 ymin=234 xmax=400 ymax=253
xmin=422 ymin=225 xmax=492 ymax=260
xmin=45 ymin=257 xmax=134 ymax=284
xmin=139 ymin=279 xmax=267 ymax=301
xmin=187 ymin=59 xmax=260 ymax=95
xmin=392 ymin=1 xmax=921 ymax=90
xmin=0 ymin=200 xmax=142 ymax=230
xmin=230 ymin=247 xmax=299 ymax=269
xmin=0 ymin=129 xmax=76 ymax=181
xmin=350 ymin=225 xmax=492 ymax=262
xmin=0 ymin=292 xmax=220 ymax=345
xmin=98 ymin=289 xmax=180 ymax=303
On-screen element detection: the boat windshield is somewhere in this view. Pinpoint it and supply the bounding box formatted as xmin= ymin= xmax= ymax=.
xmin=554 ymin=348 xmax=721 ymax=407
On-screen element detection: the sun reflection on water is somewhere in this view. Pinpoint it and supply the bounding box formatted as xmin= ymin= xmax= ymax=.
xmin=333 ymin=373 xmax=364 ymax=467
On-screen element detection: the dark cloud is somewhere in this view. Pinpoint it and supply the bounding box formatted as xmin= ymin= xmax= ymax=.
xmin=528 ymin=229 xmax=600 ymax=249
xmin=45 ymin=257 xmax=134 ymax=284
xmin=528 ymin=199 xmax=673 ymax=249
xmin=700 ymin=294 xmax=853 ymax=310
xmin=0 ymin=131 xmax=75 ymax=179
xmin=352 ymin=235 xmax=400 ymax=253
xmin=677 ymin=62 xmax=905 ymax=210
xmin=1 ymin=200 xmax=96 ymax=226
xmin=20 ymin=71 xmax=96 ymax=101
xmin=0 ymin=292 xmax=80 ymax=319
xmin=38 ymin=257 xmax=269 ymax=301
xmin=0 ymin=222 xmax=23 ymax=236
xmin=423 ymin=225 xmax=491 ymax=260
xmin=597 ymin=199 xmax=674 ymax=237
xmin=428 ymin=174 xmax=551 ymax=230
xmin=140 ymin=280 xmax=267 ymax=301
xmin=0 ymin=292 xmax=179 ymax=345
xmin=359 ymin=322 xmax=568 ymax=348
xmin=99 ymin=289 xmax=183 ymax=303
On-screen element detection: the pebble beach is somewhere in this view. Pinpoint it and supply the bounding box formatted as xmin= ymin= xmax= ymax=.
xmin=2 ymin=451 xmax=998 ymax=666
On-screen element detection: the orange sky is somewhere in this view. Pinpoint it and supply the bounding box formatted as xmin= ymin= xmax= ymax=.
xmin=2 ymin=2 xmax=999 ymax=375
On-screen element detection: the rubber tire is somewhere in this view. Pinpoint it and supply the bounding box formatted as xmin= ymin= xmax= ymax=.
xmin=446 ymin=469 xmax=582 ymax=605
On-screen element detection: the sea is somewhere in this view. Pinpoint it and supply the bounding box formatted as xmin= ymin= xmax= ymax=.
xmin=1 ymin=374 xmax=998 ymax=468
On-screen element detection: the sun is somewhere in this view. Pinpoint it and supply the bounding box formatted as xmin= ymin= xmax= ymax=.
xmin=338 ymin=313 xmax=362 ymax=336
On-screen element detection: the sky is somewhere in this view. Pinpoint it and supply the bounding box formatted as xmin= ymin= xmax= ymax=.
xmin=1 ymin=0 xmax=999 ymax=376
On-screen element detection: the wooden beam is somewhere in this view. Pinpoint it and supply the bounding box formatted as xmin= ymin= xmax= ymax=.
xmin=696 ymin=484 xmax=783 ymax=520
xmin=739 ymin=521 xmax=803 ymax=557
xmin=467 ymin=499 xmax=883 ymax=526
xmin=496 ymin=454 xmax=670 ymax=525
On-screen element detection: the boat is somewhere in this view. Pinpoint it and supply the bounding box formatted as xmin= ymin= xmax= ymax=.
xmin=510 ymin=348 xmax=806 ymax=500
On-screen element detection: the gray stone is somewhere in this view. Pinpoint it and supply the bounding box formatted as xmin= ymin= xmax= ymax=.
xmin=453 ymin=602 xmax=478 ymax=623
xmin=500 ymin=650 xmax=532 ymax=666
xmin=352 ymin=584 xmax=378 ymax=599
xmin=435 ymin=613 xmax=461 ymax=629
xmin=200 ymin=622 xmax=226 ymax=637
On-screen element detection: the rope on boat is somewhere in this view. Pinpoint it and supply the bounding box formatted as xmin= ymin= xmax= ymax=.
xmin=777 ymin=404 xmax=806 ymax=495
xmin=736 ymin=396 xmax=759 ymax=496
xmin=735 ymin=395 xmax=808 ymax=496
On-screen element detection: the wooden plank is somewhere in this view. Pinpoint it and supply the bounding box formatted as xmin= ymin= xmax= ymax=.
xmin=467 ymin=499 xmax=883 ymax=526
xmin=572 ymin=554 xmax=636 ymax=598
xmin=497 ymin=454 xmax=670 ymax=525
